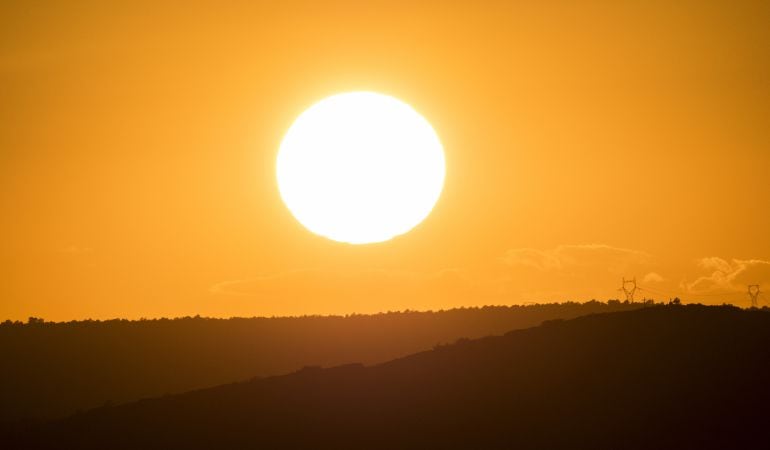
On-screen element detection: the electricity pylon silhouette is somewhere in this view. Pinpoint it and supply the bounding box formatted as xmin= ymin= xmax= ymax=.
xmin=621 ymin=277 xmax=638 ymax=303
xmin=748 ymin=285 xmax=761 ymax=308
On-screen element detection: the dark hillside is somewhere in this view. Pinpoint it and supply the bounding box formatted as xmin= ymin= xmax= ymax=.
xmin=9 ymin=305 xmax=769 ymax=449
xmin=0 ymin=301 xmax=638 ymax=421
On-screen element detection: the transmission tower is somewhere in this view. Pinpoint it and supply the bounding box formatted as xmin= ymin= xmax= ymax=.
xmin=621 ymin=277 xmax=638 ymax=303
xmin=748 ymin=284 xmax=761 ymax=308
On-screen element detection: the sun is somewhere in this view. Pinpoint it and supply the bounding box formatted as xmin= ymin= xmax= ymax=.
xmin=277 ymin=92 xmax=445 ymax=244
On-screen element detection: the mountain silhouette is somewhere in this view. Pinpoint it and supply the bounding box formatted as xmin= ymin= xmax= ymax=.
xmin=0 ymin=302 xmax=640 ymax=421
xmin=6 ymin=304 xmax=769 ymax=449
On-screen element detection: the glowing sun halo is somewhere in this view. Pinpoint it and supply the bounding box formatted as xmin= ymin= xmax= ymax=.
xmin=277 ymin=92 xmax=446 ymax=244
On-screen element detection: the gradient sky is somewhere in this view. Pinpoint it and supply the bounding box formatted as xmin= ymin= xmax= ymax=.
xmin=2 ymin=0 xmax=770 ymax=320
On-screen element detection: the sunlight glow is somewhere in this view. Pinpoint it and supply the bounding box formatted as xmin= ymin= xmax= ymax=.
xmin=277 ymin=92 xmax=445 ymax=244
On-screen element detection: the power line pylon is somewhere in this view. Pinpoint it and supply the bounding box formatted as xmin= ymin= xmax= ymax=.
xmin=621 ymin=277 xmax=638 ymax=303
xmin=748 ymin=284 xmax=761 ymax=308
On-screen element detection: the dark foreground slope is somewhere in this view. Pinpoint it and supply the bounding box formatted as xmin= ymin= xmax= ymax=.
xmin=0 ymin=302 xmax=638 ymax=421
xmin=8 ymin=305 xmax=770 ymax=450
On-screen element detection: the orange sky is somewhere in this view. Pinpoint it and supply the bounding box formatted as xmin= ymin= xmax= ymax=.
xmin=2 ymin=0 xmax=770 ymax=321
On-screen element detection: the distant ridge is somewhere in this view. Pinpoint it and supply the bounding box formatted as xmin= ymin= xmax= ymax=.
xmin=8 ymin=305 xmax=770 ymax=449
xmin=0 ymin=301 xmax=642 ymax=421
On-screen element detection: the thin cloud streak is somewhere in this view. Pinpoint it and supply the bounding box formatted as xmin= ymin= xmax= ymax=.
xmin=683 ymin=258 xmax=770 ymax=294
xmin=501 ymin=244 xmax=651 ymax=274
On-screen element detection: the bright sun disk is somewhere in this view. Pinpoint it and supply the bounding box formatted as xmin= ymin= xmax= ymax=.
xmin=276 ymin=91 xmax=445 ymax=244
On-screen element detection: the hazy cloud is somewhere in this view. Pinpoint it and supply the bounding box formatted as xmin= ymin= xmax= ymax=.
xmin=59 ymin=245 xmax=93 ymax=255
xmin=643 ymin=272 xmax=665 ymax=283
xmin=211 ymin=269 xmax=466 ymax=296
xmin=212 ymin=246 xmax=770 ymax=314
xmin=494 ymin=244 xmax=661 ymax=303
xmin=501 ymin=244 xmax=651 ymax=275
xmin=209 ymin=268 xmax=484 ymax=315
xmin=683 ymin=258 xmax=770 ymax=293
